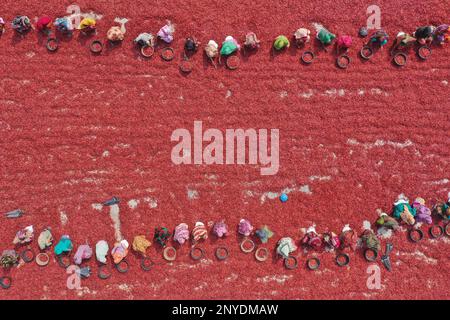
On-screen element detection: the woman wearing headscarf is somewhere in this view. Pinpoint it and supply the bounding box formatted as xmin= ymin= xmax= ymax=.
xmin=336 ymin=35 xmax=352 ymax=54
xmin=134 ymin=32 xmax=155 ymax=48
xmin=413 ymin=25 xmax=435 ymax=45
xmin=36 ymin=16 xmax=52 ymax=34
xmin=205 ymin=39 xmax=219 ymax=67
xmin=157 ymin=20 xmax=175 ymax=43
xmin=369 ymin=29 xmax=389 ymax=48
xmin=273 ymin=35 xmax=290 ymax=50
xmin=315 ymin=24 xmax=336 ymax=50
xmin=78 ymin=17 xmax=96 ymax=33
xmin=243 ymin=32 xmax=260 ymax=50
xmin=54 ymin=17 xmax=72 ymax=34
xmin=433 ymin=24 xmax=450 ymax=45
xmin=184 ymin=36 xmax=200 ymax=53
xmin=294 ymin=28 xmax=311 ymax=47
xmin=0 ymin=17 xmax=6 ymax=34
xmin=391 ymin=31 xmax=416 ymax=52
xmin=107 ymin=26 xmax=125 ymax=42
xmin=11 ymin=15 xmax=33 ymax=34
xmin=219 ymin=35 xmax=240 ymax=63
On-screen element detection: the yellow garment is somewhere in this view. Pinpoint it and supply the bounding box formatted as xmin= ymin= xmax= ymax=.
xmin=132 ymin=235 xmax=151 ymax=255
xmin=79 ymin=17 xmax=96 ymax=30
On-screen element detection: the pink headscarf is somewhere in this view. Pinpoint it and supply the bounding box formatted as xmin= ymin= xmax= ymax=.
xmin=337 ymin=35 xmax=352 ymax=48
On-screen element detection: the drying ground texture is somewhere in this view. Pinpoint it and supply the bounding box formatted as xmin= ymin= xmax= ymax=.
xmin=0 ymin=0 xmax=449 ymax=299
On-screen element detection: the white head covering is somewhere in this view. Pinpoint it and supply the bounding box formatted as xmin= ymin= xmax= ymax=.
xmin=306 ymin=225 xmax=317 ymax=234
xmin=120 ymin=239 xmax=129 ymax=249
xmin=342 ymin=224 xmax=352 ymax=233
xmin=207 ymin=40 xmax=218 ymax=49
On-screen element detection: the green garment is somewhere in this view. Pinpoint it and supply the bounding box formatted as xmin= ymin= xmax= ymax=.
xmin=317 ymin=29 xmax=336 ymax=45
xmin=362 ymin=231 xmax=381 ymax=251
xmin=54 ymin=237 xmax=73 ymax=255
xmin=220 ymin=41 xmax=238 ymax=56
xmin=273 ymin=35 xmax=289 ymax=50
xmin=443 ymin=203 xmax=450 ymax=219
xmin=393 ymin=203 xmax=416 ymax=219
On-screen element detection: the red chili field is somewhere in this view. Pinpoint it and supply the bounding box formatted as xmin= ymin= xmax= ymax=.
xmin=0 ymin=0 xmax=449 ymax=300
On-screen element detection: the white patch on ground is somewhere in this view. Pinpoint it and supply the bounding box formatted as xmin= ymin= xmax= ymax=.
xmin=259 ymin=184 xmax=312 ymax=203
xmin=225 ymin=273 xmax=238 ymax=282
xmin=256 ymin=274 xmax=293 ymax=284
xmin=59 ymin=211 xmax=68 ymax=226
xmin=143 ymin=197 xmax=158 ymax=208
xmin=117 ymin=283 xmax=133 ymax=293
xmin=91 ymin=203 xmax=103 ymax=211
xmin=309 ymin=175 xmax=331 ymax=181
xmin=399 ymin=250 xmax=437 ymax=265
xmin=225 ymin=90 xmax=232 ymax=98
xmin=279 ymin=91 xmax=288 ymax=98
xmin=127 ymin=199 xmax=139 ymax=210
xmin=370 ymin=88 xmax=383 ymax=95
xmin=299 ymin=89 xmax=314 ymax=99
xmin=322 ymin=88 xmax=345 ymax=97
xmin=114 ymin=143 xmax=130 ymax=149
xmin=347 ymin=138 xmax=413 ymax=149
xmin=109 ymin=204 xmax=122 ymax=242
xmin=442 ymin=80 xmax=448 ymax=86
xmin=193 ymin=282 xmax=208 ymax=291
xmin=243 ymin=190 xmax=255 ymax=198
xmin=176 ymin=259 xmax=213 ymax=269
xmin=76 ymin=286 xmax=97 ymax=297
xmin=187 ymin=188 xmax=199 ymax=200
xmin=102 ymin=150 xmax=110 ymax=157
xmin=429 ymin=178 xmax=449 ymax=185
xmin=298 ymin=185 xmax=311 ymax=194
xmin=323 ymin=88 xmax=338 ymax=97
xmin=25 ymin=51 xmax=36 ymax=58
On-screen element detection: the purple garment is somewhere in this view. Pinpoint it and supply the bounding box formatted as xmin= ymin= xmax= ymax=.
xmin=435 ymin=24 xmax=449 ymax=42
xmin=413 ymin=204 xmax=432 ymax=224
xmin=238 ymin=219 xmax=253 ymax=236
xmin=213 ymin=221 xmax=228 ymax=238
xmin=74 ymin=244 xmax=93 ymax=265
xmin=157 ymin=24 xmax=174 ymax=43
xmin=174 ymin=223 xmax=189 ymax=244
